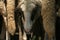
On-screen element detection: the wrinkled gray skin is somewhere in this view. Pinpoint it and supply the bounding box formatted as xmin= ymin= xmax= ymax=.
xmin=17 ymin=0 xmax=57 ymax=40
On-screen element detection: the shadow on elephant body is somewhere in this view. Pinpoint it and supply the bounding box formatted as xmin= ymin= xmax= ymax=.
xmin=31 ymin=15 xmax=45 ymax=40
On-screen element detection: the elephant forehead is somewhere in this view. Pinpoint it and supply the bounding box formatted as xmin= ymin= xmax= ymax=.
xmin=20 ymin=2 xmax=36 ymax=12
xmin=21 ymin=3 xmax=36 ymax=12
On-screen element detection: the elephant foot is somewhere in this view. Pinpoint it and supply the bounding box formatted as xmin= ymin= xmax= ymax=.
xmin=44 ymin=32 xmax=56 ymax=40
xmin=50 ymin=36 xmax=56 ymax=40
xmin=44 ymin=32 xmax=48 ymax=40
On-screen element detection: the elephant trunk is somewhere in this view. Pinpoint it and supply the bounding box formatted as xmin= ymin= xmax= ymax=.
xmin=23 ymin=12 xmax=32 ymax=33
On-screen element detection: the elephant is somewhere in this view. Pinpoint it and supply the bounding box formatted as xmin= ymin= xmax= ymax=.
xmin=15 ymin=3 xmax=45 ymax=40
xmin=15 ymin=0 xmax=60 ymax=40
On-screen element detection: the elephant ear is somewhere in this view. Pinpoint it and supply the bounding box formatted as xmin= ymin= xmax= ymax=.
xmin=31 ymin=2 xmax=42 ymax=25
xmin=31 ymin=4 xmax=41 ymax=20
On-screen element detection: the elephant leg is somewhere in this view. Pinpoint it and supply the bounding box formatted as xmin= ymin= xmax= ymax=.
xmin=42 ymin=14 xmax=56 ymax=40
xmin=0 ymin=26 xmax=6 ymax=40
xmin=0 ymin=21 xmax=6 ymax=40
xmin=44 ymin=32 xmax=48 ymax=40
xmin=42 ymin=10 xmax=56 ymax=40
xmin=6 ymin=31 xmax=10 ymax=40
xmin=18 ymin=24 xmax=23 ymax=40
xmin=44 ymin=32 xmax=56 ymax=40
xmin=41 ymin=0 xmax=56 ymax=40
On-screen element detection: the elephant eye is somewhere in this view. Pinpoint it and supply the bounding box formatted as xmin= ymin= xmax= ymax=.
xmin=31 ymin=4 xmax=41 ymax=21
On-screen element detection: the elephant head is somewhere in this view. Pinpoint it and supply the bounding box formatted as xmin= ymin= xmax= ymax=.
xmin=16 ymin=0 xmax=41 ymax=33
